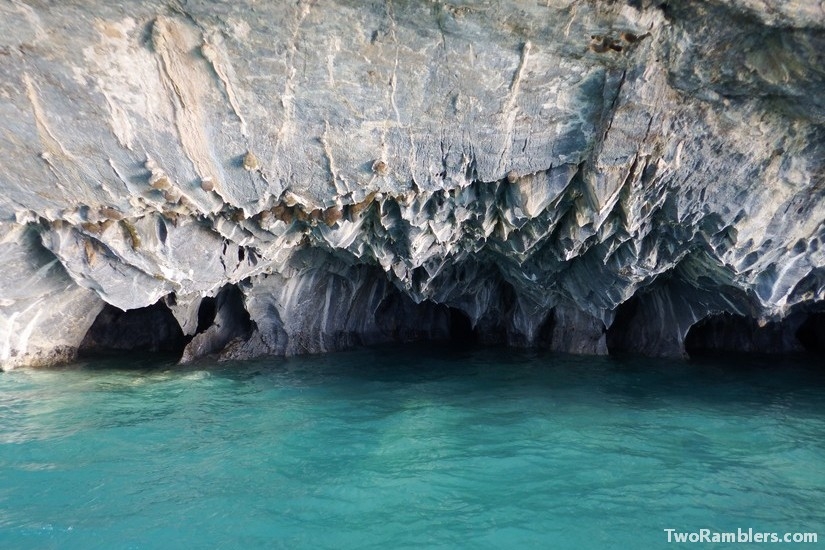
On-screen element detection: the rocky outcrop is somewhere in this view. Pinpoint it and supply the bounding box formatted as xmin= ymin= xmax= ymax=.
xmin=1 ymin=225 xmax=102 ymax=368
xmin=1 ymin=0 xmax=823 ymax=368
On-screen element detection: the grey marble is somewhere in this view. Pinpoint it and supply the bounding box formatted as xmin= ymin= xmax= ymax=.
xmin=1 ymin=0 xmax=823 ymax=368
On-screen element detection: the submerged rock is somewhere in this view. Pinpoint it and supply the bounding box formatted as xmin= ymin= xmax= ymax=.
xmin=0 ymin=0 xmax=823 ymax=368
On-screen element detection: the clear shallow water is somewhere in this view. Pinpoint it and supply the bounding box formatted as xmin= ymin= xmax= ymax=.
xmin=1 ymin=346 xmax=824 ymax=549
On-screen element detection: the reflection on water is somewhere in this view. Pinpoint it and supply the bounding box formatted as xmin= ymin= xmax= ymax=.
xmin=1 ymin=346 xmax=824 ymax=548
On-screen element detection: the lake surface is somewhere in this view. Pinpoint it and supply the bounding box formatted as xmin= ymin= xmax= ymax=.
xmin=1 ymin=346 xmax=823 ymax=549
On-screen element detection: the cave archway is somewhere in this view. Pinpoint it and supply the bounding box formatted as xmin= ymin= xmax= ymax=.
xmin=196 ymin=295 xmax=218 ymax=334
xmin=684 ymin=311 xmax=821 ymax=357
xmin=448 ymin=308 xmax=478 ymax=345
xmin=605 ymin=295 xmax=639 ymax=355
xmin=79 ymin=299 xmax=186 ymax=356
xmin=536 ymin=312 xmax=555 ymax=348
xmin=796 ymin=312 xmax=825 ymax=353
xmin=684 ymin=313 xmax=756 ymax=356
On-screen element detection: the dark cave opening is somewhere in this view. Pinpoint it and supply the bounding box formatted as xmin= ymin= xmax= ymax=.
xmin=685 ymin=310 xmax=825 ymax=357
xmin=178 ymin=285 xmax=255 ymax=363
xmin=209 ymin=284 xmax=254 ymax=340
xmin=684 ymin=313 xmax=760 ymax=356
xmin=605 ymin=295 xmax=639 ymax=355
xmin=537 ymin=310 xmax=556 ymax=348
xmin=79 ymin=300 xmax=186 ymax=356
xmin=447 ymin=308 xmax=478 ymax=345
xmin=796 ymin=312 xmax=825 ymax=353
xmin=196 ymin=295 xmax=218 ymax=334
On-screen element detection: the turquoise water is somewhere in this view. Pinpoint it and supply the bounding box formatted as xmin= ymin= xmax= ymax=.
xmin=1 ymin=346 xmax=824 ymax=549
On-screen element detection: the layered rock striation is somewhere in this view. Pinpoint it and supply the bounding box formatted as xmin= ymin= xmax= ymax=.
xmin=1 ymin=0 xmax=824 ymax=369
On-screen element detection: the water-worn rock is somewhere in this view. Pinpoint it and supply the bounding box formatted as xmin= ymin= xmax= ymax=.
xmin=0 ymin=225 xmax=103 ymax=368
xmin=0 ymin=0 xmax=823 ymax=368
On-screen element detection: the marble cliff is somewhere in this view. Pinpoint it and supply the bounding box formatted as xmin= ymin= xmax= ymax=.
xmin=1 ymin=0 xmax=824 ymax=369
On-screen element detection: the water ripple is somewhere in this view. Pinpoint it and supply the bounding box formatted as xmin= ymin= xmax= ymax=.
xmin=1 ymin=347 xmax=824 ymax=548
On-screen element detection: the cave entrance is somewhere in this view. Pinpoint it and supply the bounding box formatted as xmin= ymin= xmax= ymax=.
xmin=196 ymin=295 xmax=218 ymax=334
xmin=605 ymin=295 xmax=639 ymax=355
xmin=685 ymin=310 xmax=825 ymax=357
xmin=796 ymin=312 xmax=825 ymax=354
xmin=79 ymin=299 xmax=186 ymax=358
xmin=684 ymin=313 xmax=754 ymax=356
xmin=536 ymin=311 xmax=555 ymax=348
xmin=447 ymin=308 xmax=478 ymax=346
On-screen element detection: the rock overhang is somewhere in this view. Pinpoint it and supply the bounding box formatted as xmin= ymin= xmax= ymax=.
xmin=1 ymin=0 xmax=823 ymax=368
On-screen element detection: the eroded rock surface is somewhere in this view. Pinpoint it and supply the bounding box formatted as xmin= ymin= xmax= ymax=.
xmin=1 ymin=0 xmax=823 ymax=368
